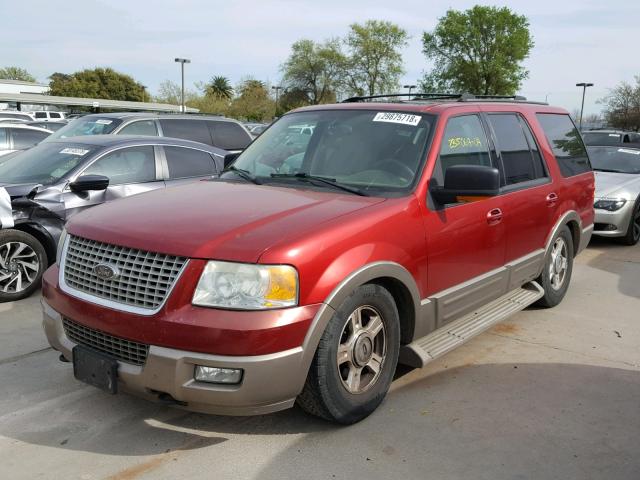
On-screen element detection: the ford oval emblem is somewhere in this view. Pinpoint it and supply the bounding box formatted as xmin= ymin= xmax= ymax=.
xmin=93 ymin=263 xmax=120 ymax=281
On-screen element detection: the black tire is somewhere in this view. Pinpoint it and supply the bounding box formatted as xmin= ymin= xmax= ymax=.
xmin=296 ymin=284 xmax=400 ymax=424
xmin=621 ymin=199 xmax=640 ymax=246
xmin=0 ymin=229 xmax=47 ymax=302
xmin=535 ymin=225 xmax=574 ymax=308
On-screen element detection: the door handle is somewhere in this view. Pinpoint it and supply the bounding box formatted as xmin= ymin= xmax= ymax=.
xmin=487 ymin=208 xmax=503 ymax=225
xmin=546 ymin=192 xmax=558 ymax=205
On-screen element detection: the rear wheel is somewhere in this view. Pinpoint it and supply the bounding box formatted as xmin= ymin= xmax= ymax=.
xmin=535 ymin=225 xmax=574 ymax=308
xmin=296 ymin=284 xmax=400 ymax=424
xmin=621 ymin=199 xmax=640 ymax=246
xmin=0 ymin=230 xmax=47 ymax=302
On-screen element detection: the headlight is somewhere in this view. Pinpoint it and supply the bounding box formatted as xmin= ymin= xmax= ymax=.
xmin=594 ymin=198 xmax=627 ymax=211
xmin=55 ymin=228 xmax=67 ymax=265
xmin=192 ymin=261 xmax=298 ymax=309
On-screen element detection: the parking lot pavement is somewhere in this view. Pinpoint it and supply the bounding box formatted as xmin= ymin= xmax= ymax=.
xmin=0 ymin=238 xmax=638 ymax=480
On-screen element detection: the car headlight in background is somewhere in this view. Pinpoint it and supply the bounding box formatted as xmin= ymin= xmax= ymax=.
xmin=192 ymin=261 xmax=298 ymax=309
xmin=594 ymin=198 xmax=627 ymax=211
xmin=55 ymin=228 xmax=67 ymax=265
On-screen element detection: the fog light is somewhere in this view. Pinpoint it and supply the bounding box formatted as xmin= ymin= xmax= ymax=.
xmin=194 ymin=366 xmax=243 ymax=384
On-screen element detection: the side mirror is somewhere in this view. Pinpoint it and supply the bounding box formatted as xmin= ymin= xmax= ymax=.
xmin=431 ymin=165 xmax=500 ymax=204
xmin=69 ymin=174 xmax=109 ymax=192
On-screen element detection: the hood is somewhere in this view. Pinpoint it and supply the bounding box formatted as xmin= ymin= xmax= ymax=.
xmin=66 ymin=180 xmax=385 ymax=262
xmin=594 ymin=171 xmax=640 ymax=199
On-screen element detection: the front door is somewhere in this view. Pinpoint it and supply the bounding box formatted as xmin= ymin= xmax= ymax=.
xmin=62 ymin=145 xmax=165 ymax=220
xmin=424 ymin=114 xmax=506 ymax=326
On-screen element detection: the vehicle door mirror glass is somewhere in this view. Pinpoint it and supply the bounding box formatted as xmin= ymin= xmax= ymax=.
xmin=69 ymin=174 xmax=110 ymax=192
xmin=431 ymin=164 xmax=500 ymax=204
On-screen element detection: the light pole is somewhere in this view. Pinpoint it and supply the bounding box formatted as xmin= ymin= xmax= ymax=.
xmin=174 ymin=58 xmax=191 ymax=113
xmin=576 ymin=82 xmax=594 ymax=130
xmin=272 ymin=85 xmax=283 ymax=116
xmin=404 ymin=84 xmax=417 ymax=96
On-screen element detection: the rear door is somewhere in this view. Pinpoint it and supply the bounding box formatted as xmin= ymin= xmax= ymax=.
xmin=161 ymin=145 xmax=219 ymax=187
xmin=158 ymin=119 xmax=213 ymax=146
xmin=424 ymin=113 xmax=506 ymax=326
xmin=484 ymin=112 xmax=556 ymax=282
xmin=62 ymin=145 xmax=165 ymax=219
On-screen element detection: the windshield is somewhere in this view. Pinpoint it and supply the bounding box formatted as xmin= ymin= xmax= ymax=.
xmin=227 ymin=110 xmax=434 ymax=195
xmin=0 ymin=142 xmax=99 ymax=185
xmin=582 ymin=132 xmax=622 ymax=146
xmin=43 ymin=117 xmax=122 ymax=141
xmin=588 ymin=146 xmax=640 ymax=174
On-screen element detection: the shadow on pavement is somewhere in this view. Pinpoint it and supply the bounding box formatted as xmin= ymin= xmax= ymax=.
xmin=586 ymin=237 xmax=640 ymax=299
xmin=1 ymin=360 xmax=639 ymax=480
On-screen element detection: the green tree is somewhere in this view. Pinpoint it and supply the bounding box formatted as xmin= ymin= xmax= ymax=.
xmin=228 ymin=78 xmax=275 ymax=122
xmin=599 ymin=77 xmax=640 ymax=131
xmin=343 ymin=20 xmax=408 ymax=96
xmin=206 ymin=76 xmax=234 ymax=100
xmin=421 ymin=6 xmax=534 ymax=95
xmin=0 ymin=66 xmax=36 ymax=82
xmin=49 ymin=68 xmax=146 ymax=101
xmin=281 ymin=39 xmax=346 ymax=104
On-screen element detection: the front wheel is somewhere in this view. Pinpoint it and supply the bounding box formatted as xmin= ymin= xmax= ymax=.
xmin=621 ymin=199 xmax=640 ymax=246
xmin=0 ymin=230 xmax=47 ymax=302
xmin=535 ymin=225 xmax=574 ymax=308
xmin=296 ymin=284 xmax=400 ymax=424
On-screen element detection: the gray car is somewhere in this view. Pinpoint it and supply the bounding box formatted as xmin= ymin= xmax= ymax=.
xmin=590 ymin=145 xmax=640 ymax=245
xmin=0 ymin=135 xmax=228 ymax=301
xmin=44 ymin=112 xmax=253 ymax=154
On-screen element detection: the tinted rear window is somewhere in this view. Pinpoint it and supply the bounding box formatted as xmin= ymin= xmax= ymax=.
xmin=209 ymin=121 xmax=251 ymax=150
xmin=164 ymin=146 xmax=216 ymax=178
xmin=159 ymin=119 xmax=213 ymax=145
xmin=536 ymin=113 xmax=591 ymax=177
xmin=582 ymin=132 xmax=622 ymax=146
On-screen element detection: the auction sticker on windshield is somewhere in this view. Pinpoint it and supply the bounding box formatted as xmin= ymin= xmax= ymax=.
xmin=373 ymin=112 xmax=421 ymax=126
xmin=95 ymin=119 xmax=113 ymax=125
xmin=60 ymin=148 xmax=90 ymax=156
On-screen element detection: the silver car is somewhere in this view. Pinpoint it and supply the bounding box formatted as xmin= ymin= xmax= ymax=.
xmin=589 ymin=145 xmax=640 ymax=245
xmin=0 ymin=135 xmax=228 ymax=301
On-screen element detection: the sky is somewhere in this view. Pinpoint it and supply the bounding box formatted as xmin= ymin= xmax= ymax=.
xmin=2 ymin=0 xmax=638 ymax=116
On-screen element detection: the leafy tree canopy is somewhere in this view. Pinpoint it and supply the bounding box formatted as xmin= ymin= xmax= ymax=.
xmin=598 ymin=76 xmax=640 ymax=131
xmin=49 ymin=68 xmax=146 ymax=101
xmin=206 ymin=76 xmax=234 ymax=100
xmin=421 ymin=5 xmax=533 ymax=95
xmin=0 ymin=66 xmax=36 ymax=82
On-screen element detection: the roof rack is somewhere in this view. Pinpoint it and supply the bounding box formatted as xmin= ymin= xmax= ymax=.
xmin=342 ymin=92 xmax=548 ymax=105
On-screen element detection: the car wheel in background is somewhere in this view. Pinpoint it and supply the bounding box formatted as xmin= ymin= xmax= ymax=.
xmin=0 ymin=229 xmax=47 ymax=302
xmin=535 ymin=225 xmax=574 ymax=308
xmin=621 ymin=199 xmax=640 ymax=246
xmin=296 ymin=284 xmax=400 ymax=424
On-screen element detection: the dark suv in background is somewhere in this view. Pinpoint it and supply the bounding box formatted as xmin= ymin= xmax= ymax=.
xmin=44 ymin=113 xmax=253 ymax=154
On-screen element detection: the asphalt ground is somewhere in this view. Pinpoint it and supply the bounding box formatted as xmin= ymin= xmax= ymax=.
xmin=0 ymin=236 xmax=638 ymax=480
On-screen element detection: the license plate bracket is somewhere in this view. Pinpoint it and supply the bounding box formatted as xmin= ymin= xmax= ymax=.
xmin=72 ymin=345 xmax=118 ymax=394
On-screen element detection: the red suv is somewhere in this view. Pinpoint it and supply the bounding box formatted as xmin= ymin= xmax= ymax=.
xmin=42 ymin=94 xmax=594 ymax=424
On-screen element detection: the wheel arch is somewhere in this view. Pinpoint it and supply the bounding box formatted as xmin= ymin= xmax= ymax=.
xmin=11 ymin=223 xmax=57 ymax=266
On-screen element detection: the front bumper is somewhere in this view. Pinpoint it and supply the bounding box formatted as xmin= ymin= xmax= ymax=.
xmin=43 ymin=299 xmax=311 ymax=415
xmin=593 ymin=202 xmax=634 ymax=237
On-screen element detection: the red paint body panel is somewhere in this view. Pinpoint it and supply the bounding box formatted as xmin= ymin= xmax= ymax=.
xmin=42 ymin=263 xmax=321 ymax=356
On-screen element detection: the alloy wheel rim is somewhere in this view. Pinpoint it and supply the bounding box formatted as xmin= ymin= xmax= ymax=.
xmin=337 ymin=305 xmax=386 ymax=394
xmin=633 ymin=207 xmax=640 ymax=241
xmin=0 ymin=241 xmax=39 ymax=294
xmin=549 ymin=237 xmax=568 ymax=291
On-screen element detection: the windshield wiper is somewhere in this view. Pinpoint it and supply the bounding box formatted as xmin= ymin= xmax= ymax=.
xmin=593 ymin=168 xmax=627 ymax=173
xmin=270 ymin=172 xmax=368 ymax=196
xmin=222 ymin=166 xmax=262 ymax=185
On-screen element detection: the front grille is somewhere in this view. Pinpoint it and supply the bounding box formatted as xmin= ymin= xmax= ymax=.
xmin=63 ymin=235 xmax=187 ymax=310
xmin=63 ymin=317 xmax=149 ymax=365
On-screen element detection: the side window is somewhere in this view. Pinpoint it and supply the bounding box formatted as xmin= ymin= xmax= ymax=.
xmin=164 ymin=146 xmax=216 ymax=178
xmin=11 ymin=129 xmax=50 ymax=149
xmin=487 ymin=114 xmax=546 ymax=185
xmin=159 ymin=119 xmax=212 ymax=145
xmin=35 ymin=112 xmax=47 ymax=119
xmin=118 ymin=120 xmax=158 ymax=136
xmin=50 ymin=113 xmax=61 ymax=119
xmin=536 ymin=114 xmax=591 ymax=177
xmin=433 ymin=115 xmax=491 ymax=185
xmin=82 ymin=146 xmax=156 ymax=185
xmin=208 ymin=121 xmax=251 ymax=150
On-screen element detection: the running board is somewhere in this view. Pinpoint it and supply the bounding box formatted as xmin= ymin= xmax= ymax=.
xmin=399 ymin=281 xmax=544 ymax=368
